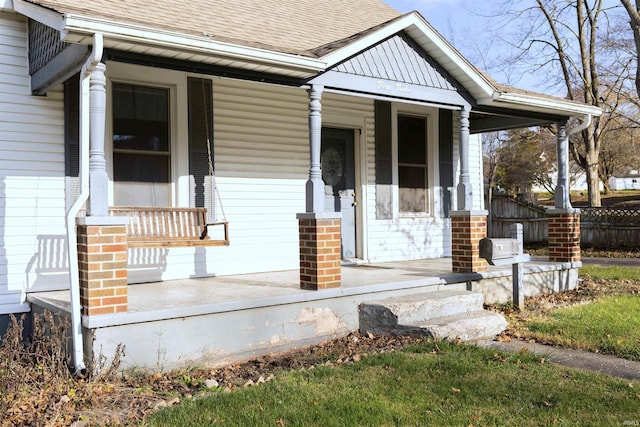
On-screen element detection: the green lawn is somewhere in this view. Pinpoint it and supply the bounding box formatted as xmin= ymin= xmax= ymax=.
xmin=526 ymin=294 xmax=640 ymax=360
xmin=580 ymin=265 xmax=640 ymax=281
xmin=148 ymin=341 xmax=639 ymax=426
xmin=515 ymin=265 xmax=640 ymax=361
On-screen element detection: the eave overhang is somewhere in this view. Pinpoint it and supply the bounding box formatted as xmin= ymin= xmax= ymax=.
xmin=485 ymin=91 xmax=602 ymax=119
xmin=13 ymin=0 xmax=326 ymax=80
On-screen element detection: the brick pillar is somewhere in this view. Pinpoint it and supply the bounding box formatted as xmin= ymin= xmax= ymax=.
xmin=297 ymin=213 xmax=341 ymax=290
xmin=548 ymin=209 xmax=581 ymax=263
xmin=451 ymin=210 xmax=488 ymax=273
xmin=76 ymin=217 xmax=129 ymax=315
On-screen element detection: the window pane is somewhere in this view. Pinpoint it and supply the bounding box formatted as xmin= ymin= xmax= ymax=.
xmin=399 ymin=166 xmax=427 ymax=212
xmin=112 ymin=82 xmax=171 ymax=207
xmin=113 ymin=153 xmax=169 ymax=183
xmin=398 ymin=115 xmax=426 ymax=165
xmin=113 ymin=83 xmax=169 ymax=152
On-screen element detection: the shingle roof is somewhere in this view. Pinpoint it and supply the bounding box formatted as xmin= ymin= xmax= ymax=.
xmin=27 ymin=0 xmax=401 ymax=56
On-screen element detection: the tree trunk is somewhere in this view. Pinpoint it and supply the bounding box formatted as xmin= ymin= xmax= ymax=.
xmin=620 ymin=0 xmax=640 ymax=98
xmin=585 ymin=149 xmax=601 ymax=207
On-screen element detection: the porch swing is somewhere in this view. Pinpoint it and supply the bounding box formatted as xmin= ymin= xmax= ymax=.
xmin=109 ymin=78 xmax=229 ymax=248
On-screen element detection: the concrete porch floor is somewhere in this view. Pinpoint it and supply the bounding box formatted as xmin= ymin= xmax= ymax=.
xmin=28 ymin=257 xmax=575 ymax=328
xmin=27 ymin=257 xmax=580 ymax=370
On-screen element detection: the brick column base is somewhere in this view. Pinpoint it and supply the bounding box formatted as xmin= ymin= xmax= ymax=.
xmin=297 ymin=213 xmax=341 ymax=290
xmin=548 ymin=209 xmax=581 ymax=263
xmin=451 ymin=210 xmax=488 ymax=273
xmin=77 ymin=217 xmax=129 ymax=315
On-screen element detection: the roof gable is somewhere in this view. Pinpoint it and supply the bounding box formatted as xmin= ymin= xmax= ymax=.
xmin=333 ymin=33 xmax=457 ymax=92
xmin=311 ymin=31 xmax=472 ymax=107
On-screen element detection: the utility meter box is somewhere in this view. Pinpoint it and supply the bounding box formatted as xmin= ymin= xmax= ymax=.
xmin=479 ymin=238 xmax=520 ymax=265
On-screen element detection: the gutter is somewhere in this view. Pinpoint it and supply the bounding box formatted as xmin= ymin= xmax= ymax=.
xmin=61 ymin=14 xmax=325 ymax=76
xmin=567 ymin=114 xmax=592 ymax=136
xmin=485 ymin=91 xmax=602 ymax=117
xmin=65 ymin=33 xmax=103 ymax=375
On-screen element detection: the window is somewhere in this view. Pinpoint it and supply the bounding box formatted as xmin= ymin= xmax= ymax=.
xmin=398 ymin=115 xmax=428 ymax=213
xmin=112 ymin=83 xmax=170 ymax=206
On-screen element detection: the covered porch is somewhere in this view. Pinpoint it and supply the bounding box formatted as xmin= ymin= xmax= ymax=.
xmin=28 ymin=257 xmax=578 ymax=370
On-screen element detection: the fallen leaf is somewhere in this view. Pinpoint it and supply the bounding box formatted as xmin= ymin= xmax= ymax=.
xmin=497 ymin=334 xmax=512 ymax=342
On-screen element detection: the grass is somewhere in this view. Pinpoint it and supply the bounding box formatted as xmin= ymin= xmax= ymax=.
xmin=580 ymin=265 xmax=640 ymax=281
xmin=148 ymin=340 xmax=639 ymax=426
xmin=502 ymin=265 xmax=640 ymax=362
xmin=526 ymin=294 xmax=640 ymax=361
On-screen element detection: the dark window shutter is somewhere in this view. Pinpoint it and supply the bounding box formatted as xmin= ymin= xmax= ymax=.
xmin=64 ymin=73 xmax=80 ymax=177
xmin=64 ymin=74 xmax=80 ymax=211
xmin=374 ymin=100 xmax=392 ymax=219
xmin=439 ymin=109 xmax=454 ymax=217
xmin=188 ymin=78 xmax=214 ymax=217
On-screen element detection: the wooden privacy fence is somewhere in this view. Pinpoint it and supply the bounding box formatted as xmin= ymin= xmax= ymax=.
xmin=489 ymin=196 xmax=640 ymax=248
xmin=489 ymin=196 xmax=548 ymax=243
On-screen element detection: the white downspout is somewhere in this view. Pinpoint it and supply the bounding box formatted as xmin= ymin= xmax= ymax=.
xmin=568 ymin=114 xmax=592 ymax=136
xmin=65 ymin=33 xmax=103 ymax=374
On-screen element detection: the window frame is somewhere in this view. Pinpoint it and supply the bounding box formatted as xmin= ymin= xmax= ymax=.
xmin=392 ymin=104 xmax=438 ymax=218
xmin=106 ymin=62 xmax=188 ymax=207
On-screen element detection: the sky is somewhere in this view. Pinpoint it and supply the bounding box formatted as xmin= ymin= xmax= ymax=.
xmin=383 ymin=0 xmax=627 ymax=96
xmin=382 ymin=0 xmax=541 ymax=91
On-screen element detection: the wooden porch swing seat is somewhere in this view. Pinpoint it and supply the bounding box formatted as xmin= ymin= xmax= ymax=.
xmin=109 ymin=206 xmax=229 ymax=248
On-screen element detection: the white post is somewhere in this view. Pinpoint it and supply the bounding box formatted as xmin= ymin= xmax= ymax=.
xmin=555 ymin=120 xmax=571 ymax=210
xmin=306 ymin=84 xmax=325 ymax=213
xmin=457 ymin=107 xmax=473 ymax=210
xmin=87 ymin=62 xmax=109 ymax=216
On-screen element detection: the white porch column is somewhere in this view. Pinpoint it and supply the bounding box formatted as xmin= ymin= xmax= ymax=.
xmin=87 ymin=62 xmax=109 ymax=216
xmin=305 ymin=84 xmax=324 ymax=213
xmin=456 ymin=107 xmax=473 ymax=210
xmin=554 ymin=120 xmax=572 ymax=209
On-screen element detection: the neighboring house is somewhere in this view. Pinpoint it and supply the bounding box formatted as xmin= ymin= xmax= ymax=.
xmin=1 ymin=0 xmax=600 ymax=369
xmin=609 ymin=170 xmax=640 ymax=190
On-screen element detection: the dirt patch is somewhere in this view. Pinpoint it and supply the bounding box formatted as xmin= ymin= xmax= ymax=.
xmin=1 ymin=319 xmax=424 ymax=427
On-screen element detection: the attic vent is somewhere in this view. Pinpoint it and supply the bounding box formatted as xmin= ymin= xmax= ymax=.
xmin=28 ymin=19 xmax=69 ymax=74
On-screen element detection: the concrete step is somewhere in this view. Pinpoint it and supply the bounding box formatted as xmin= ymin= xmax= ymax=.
xmin=416 ymin=310 xmax=508 ymax=341
xmin=358 ymin=289 xmax=483 ymax=331
xmin=358 ymin=290 xmax=507 ymax=342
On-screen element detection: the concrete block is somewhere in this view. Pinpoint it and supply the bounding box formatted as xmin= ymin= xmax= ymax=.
xmin=358 ymin=290 xmax=484 ymax=333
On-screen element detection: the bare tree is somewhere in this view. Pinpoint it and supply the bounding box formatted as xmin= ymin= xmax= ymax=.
xmin=620 ymin=0 xmax=640 ymax=97
xmin=482 ymin=0 xmax=633 ymax=207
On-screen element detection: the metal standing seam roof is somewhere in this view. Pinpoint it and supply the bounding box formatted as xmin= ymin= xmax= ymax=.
xmin=24 ymin=0 xmax=402 ymax=56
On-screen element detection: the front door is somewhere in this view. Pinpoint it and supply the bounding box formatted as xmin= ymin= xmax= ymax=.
xmin=321 ymin=127 xmax=356 ymax=259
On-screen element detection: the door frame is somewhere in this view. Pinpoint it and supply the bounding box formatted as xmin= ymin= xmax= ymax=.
xmin=323 ymin=111 xmax=367 ymax=261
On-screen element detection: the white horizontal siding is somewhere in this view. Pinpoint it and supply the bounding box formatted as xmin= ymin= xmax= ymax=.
xmin=469 ymin=133 xmax=484 ymax=210
xmin=0 ymin=12 xmax=68 ymax=303
xmin=130 ymin=78 xmax=310 ymax=282
xmin=364 ymin=99 xmax=450 ymax=263
xmin=208 ymin=79 xmax=307 ymax=272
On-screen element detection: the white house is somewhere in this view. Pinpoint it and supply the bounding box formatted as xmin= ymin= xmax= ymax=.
xmin=609 ymin=170 xmax=640 ymax=190
xmin=0 ymin=0 xmax=600 ymax=370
